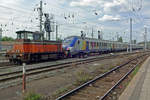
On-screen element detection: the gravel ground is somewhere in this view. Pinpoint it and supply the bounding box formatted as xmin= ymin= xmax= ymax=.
xmin=0 ymin=53 xmax=142 ymax=100
xmin=65 ymin=56 xmax=146 ymax=100
xmin=105 ymin=55 xmax=149 ymax=100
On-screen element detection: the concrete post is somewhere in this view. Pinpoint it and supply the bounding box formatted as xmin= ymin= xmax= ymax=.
xmin=22 ymin=63 xmax=26 ymax=93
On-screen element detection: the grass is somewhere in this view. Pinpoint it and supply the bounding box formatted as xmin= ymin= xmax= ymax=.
xmin=54 ymin=86 xmax=70 ymax=97
xmin=24 ymin=92 xmax=43 ymax=100
xmin=74 ymin=71 xmax=92 ymax=86
xmin=123 ymin=65 xmax=141 ymax=89
xmin=131 ymin=65 xmax=140 ymax=77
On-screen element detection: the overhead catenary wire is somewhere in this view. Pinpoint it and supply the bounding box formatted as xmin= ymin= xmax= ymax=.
xmin=0 ymin=4 xmax=32 ymax=14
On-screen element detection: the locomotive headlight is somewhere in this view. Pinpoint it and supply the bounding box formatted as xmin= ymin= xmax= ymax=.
xmin=62 ymin=45 xmax=66 ymax=48
xmin=20 ymin=54 xmax=23 ymax=56
xmin=16 ymin=50 xmax=20 ymax=53
xmin=67 ymin=47 xmax=72 ymax=51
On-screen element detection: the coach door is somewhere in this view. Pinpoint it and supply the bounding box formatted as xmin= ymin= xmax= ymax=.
xmin=86 ymin=41 xmax=89 ymax=51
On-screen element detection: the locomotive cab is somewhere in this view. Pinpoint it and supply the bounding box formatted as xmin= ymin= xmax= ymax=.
xmin=6 ymin=31 xmax=44 ymax=64
xmin=16 ymin=31 xmax=43 ymax=41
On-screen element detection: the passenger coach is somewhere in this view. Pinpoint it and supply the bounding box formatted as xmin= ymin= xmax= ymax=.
xmin=63 ymin=36 xmax=142 ymax=57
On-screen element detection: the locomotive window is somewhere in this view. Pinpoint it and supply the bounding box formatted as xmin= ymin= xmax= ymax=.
xmin=21 ymin=33 xmax=24 ymax=39
xmin=63 ymin=38 xmax=73 ymax=44
xmin=27 ymin=33 xmax=33 ymax=40
xmin=17 ymin=33 xmax=25 ymax=39
xmin=17 ymin=33 xmax=21 ymax=39
xmin=34 ymin=34 xmax=41 ymax=40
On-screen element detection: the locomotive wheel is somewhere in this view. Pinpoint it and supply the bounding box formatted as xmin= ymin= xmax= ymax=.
xmin=78 ymin=53 xmax=81 ymax=58
xmin=9 ymin=59 xmax=13 ymax=63
xmin=17 ymin=60 xmax=22 ymax=65
xmin=12 ymin=59 xmax=17 ymax=64
xmin=99 ymin=52 xmax=101 ymax=55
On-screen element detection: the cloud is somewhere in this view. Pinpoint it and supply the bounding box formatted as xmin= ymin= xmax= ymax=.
xmin=98 ymin=15 xmax=121 ymax=21
xmin=70 ymin=0 xmax=101 ymax=7
xmin=70 ymin=0 xmax=129 ymax=14
xmin=103 ymin=0 xmax=128 ymax=13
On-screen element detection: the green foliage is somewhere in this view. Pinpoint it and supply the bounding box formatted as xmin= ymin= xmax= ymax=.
xmin=24 ymin=92 xmax=43 ymax=100
xmin=133 ymin=40 xmax=136 ymax=44
xmin=131 ymin=66 xmax=140 ymax=77
xmin=1 ymin=36 xmax=14 ymax=41
xmin=54 ymin=86 xmax=69 ymax=96
xmin=74 ymin=71 xmax=92 ymax=86
xmin=118 ymin=36 xmax=123 ymax=42
xmin=56 ymin=37 xmax=62 ymax=41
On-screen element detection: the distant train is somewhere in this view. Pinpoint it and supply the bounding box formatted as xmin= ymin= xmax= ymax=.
xmin=62 ymin=36 xmax=143 ymax=57
xmin=6 ymin=31 xmax=143 ymax=64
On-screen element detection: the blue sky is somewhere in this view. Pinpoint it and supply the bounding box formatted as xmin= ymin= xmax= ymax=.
xmin=0 ymin=0 xmax=149 ymax=43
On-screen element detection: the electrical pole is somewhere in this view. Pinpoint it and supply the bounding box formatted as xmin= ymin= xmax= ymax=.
xmin=0 ymin=28 xmax=2 ymax=51
xmin=56 ymin=24 xmax=58 ymax=41
xmin=92 ymin=27 xmax=94 ymax=38
xmin=144 ymin=27 xmax=147 ymax=50
xmin=116 ymin=32 xmax=119 ymax=41
xmin=98 ymin=30 xmax=100 ymax=39
xmin=130 ymin=18 xmax=132 ymax=52
xmin=39 ymin=0 xmax=43 ymax=33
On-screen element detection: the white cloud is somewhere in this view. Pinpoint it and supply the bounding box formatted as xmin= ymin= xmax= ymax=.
xmin=70 ymin=0 xmax=129 ymax=13
xmin=99 ymin=15 xmax=121 ymax=21
xmin=103 ymin=0 xmax=128 ymax=13
xmin=70 ymin=0 xmax=100 ymax=7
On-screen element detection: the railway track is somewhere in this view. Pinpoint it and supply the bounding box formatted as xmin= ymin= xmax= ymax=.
xmin=0 ymin=51 xmax=143 ymax=84
xmin=0 ymin=50 xmax=144 ymax=69
xmin=55 ymin=53 xmax=148 ymax=100
xmin=0 ymin=51 xmax=147 ymax=90
xmin=0 ymin=54 xmax=119 ymax=83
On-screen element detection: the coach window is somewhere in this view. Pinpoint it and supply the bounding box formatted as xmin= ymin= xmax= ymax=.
xmin=78 ymin=40 xmax=80 ymax=44
xmin=94 ymin=42 xmax=96 ymax=47
xmin=104 ymin=43 xmax=106 ymax=47
xmin=100 ymin=42 xmax=102 ymax=46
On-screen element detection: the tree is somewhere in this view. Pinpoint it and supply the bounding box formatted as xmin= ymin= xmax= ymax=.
xmin=118 ymin=36 xmax=123 ymax=42
xmin=57 ymin=37 xmax=62 ymax=41
xmin=1 ymin=36 xmax=14 ymax=41
xmin=133 ymin=40 xmax=136 ymax=44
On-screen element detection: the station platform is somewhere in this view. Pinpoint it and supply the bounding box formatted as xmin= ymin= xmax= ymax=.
xmin=119 ymin=56 xmax=150 ymax=100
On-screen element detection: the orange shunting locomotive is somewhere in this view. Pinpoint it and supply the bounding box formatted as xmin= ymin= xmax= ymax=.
xmin=6 ymin=30 xmax=64 ymax=64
